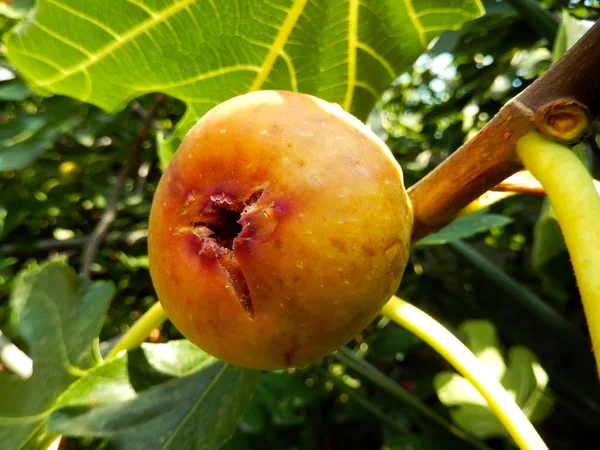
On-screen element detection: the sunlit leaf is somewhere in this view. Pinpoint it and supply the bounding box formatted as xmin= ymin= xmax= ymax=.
xmin=434 ymin=320 xmax=553 ymax=440
xmin=6 ymin=0 xmax=484 ymax=146
xmin=48 ymin=342 xmax=261 ymax=450
xmin=0 ymin=261 xmax=114 ymax=450
xmin=415 ymin=212 xmax=512 ymax=246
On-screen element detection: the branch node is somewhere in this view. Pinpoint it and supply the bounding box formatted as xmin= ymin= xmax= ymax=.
xmin=534 ymin=99 xmax=592 ymax=143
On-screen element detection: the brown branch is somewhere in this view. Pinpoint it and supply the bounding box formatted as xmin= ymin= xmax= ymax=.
xmin=80 ymin=95 xmax=165 ymax=277
xmin=132 ymin=102 xmax=167 ymax=134
xmin=0 ymin=230 xmax=147 ymax=255
xmin=408 ymin=20 xmax=600 ymax=242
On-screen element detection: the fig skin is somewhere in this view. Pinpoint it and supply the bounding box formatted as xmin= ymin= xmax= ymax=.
xmin=148 ymin=90 xmax=412 ymax=370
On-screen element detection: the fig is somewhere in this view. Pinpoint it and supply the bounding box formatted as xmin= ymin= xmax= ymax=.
xmin=148 ymin=90 xmax=412 ymax=370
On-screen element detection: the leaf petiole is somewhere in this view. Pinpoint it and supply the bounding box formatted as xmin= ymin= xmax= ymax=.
xmin=516 ymin=132 xmax=600 ymax=375
xmin=105 ymin=301 xmax=168 ymax=359
xmin=381 ymin=295 xmax=548 ymax=449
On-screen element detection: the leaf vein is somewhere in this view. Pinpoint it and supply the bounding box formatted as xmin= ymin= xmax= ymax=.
xmin=248 ymin=0 xmax=309 ymax=92
xmin=36 ymin=0 xmax=198 ymax=87
xmin=401 ymin=0 xmax=427 ymax=47
xmin=356 ymin=42 xmax=395 ymax=79
xmin=160 ymin=364 xmax=229 ymax=449
xmin=146 ymin=65 xmax=261 ymax=91
xmin=31 ymin=20 xmax=93 ymax=57
xmin=279 ymin=50 xmax=298 ymax=91
xmin=416 ymin=8 xmax=476 ymax=18
xmin=39 ymin=291 xmax=89 ymax=378
xmin=355 ymin=80 xmax=378 ymax=98
xmin=45 ymin=0 xmax=123 ymax=40
xmin=343 ymin=0 xmax=359 ymax=111
xmin=125 ymin=0 xmax=158 ymax=17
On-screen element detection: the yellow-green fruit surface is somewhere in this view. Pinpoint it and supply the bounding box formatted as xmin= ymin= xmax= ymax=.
xmin=148 ymin=90 xmax=412 ymax=370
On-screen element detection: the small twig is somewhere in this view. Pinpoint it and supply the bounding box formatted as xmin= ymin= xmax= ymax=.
xmin=80 ymin=95 xmax=165 ymax=277
xmin=134 ymin=161 xmax=152 ymax=196
xmin=0 ymin=330 xmax=33 ymax=379
xmin=0 ymin=230 xmax=147 ymax=255
xmin=492 ymin=171 xmax=546 ymax=195
xmin=492 ymin=183 xmax=545 ymax=195
xmin=131 ymin=102 xmax=167 ymax=134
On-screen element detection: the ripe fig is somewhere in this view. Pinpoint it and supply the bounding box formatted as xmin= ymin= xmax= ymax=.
xmin=148 ymin=90 xmax=412 ymax=370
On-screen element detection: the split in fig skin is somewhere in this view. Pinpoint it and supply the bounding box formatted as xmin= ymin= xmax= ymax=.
xmin=148 ymin=90 xmax=413 ymax=370
xmin=190 ymin=189 xmax=267 ymax=317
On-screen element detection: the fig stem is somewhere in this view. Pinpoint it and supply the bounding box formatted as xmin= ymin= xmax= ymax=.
xmin=516 ymin=132 xmax=600 ymax=376
xmin=381 ymin=295 xmax=548 ymax=450
xmin=105 ymin=301 xmax=168 ymax=359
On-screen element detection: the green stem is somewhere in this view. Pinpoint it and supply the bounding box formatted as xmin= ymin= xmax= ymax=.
xmin=449 ymin=240 xmax=587 ymax=350
xmin=516 ymin=132 xmax=600 ymax=375
xmin=334 ymin=348 xmax=489 ymax=449
xmin=381 ymin=296 xmax=547 ymax=450
xmin=106 ymin=301 xmax=168 ymax=359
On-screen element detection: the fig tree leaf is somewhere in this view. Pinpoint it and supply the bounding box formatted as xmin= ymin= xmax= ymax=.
xmin=448 ymin=404 xmax=505 ymax=439
xmin=458 ymin=320 xmax=505 ymax=379
xmin=126 ymin=339 xmax=216 ymax=391
xmin=0 ymin=80 xmax=35 ymax=101
xmin=5 ymin=0 xmax=484 ymax=145
xmin=0 ymin=260 xmax=114 ymax=450
xmin=415 ymin=212 xmax=512 ymax=246
xmin=48 ymin=342 xmax=261 ymax=450
xmin=503 ymin=346 xmax=554 ymax=421
xmin=434 ymin=372 xmax=487 ymax=407
xmin=434 ymin=321 xmax=554 ymax=439
xmin=501 ymin=346 xmax=537 ymax=408
xmin=237 ymin=392 xmax=268 ymax=434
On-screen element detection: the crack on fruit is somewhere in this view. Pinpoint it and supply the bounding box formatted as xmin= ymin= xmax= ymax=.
xmin=219 ymin=252 xmax=254 ymax=318
xmin=190 ymin=189 xmax=266 ymax=318
xmin=192 ymin=209 xmax=242 ymax=250
xmin=244 ymin=189 xmax=264 ymax=207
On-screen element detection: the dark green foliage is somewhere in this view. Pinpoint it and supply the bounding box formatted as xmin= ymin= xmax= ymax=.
xmin=1 ymin=1 xmax=600 ymax=449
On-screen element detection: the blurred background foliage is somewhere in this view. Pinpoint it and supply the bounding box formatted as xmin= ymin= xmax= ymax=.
xmin=1 ymin=0 xmax=600 ymax=449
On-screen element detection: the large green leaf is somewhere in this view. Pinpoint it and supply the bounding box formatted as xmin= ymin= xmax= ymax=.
xmin=48 ymin=341 xmax=261 ymax=450
xmin=0 ymin=260 xmax=114 ymax=450
xmin=6 ymin=0 xmax=483 ymax=143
